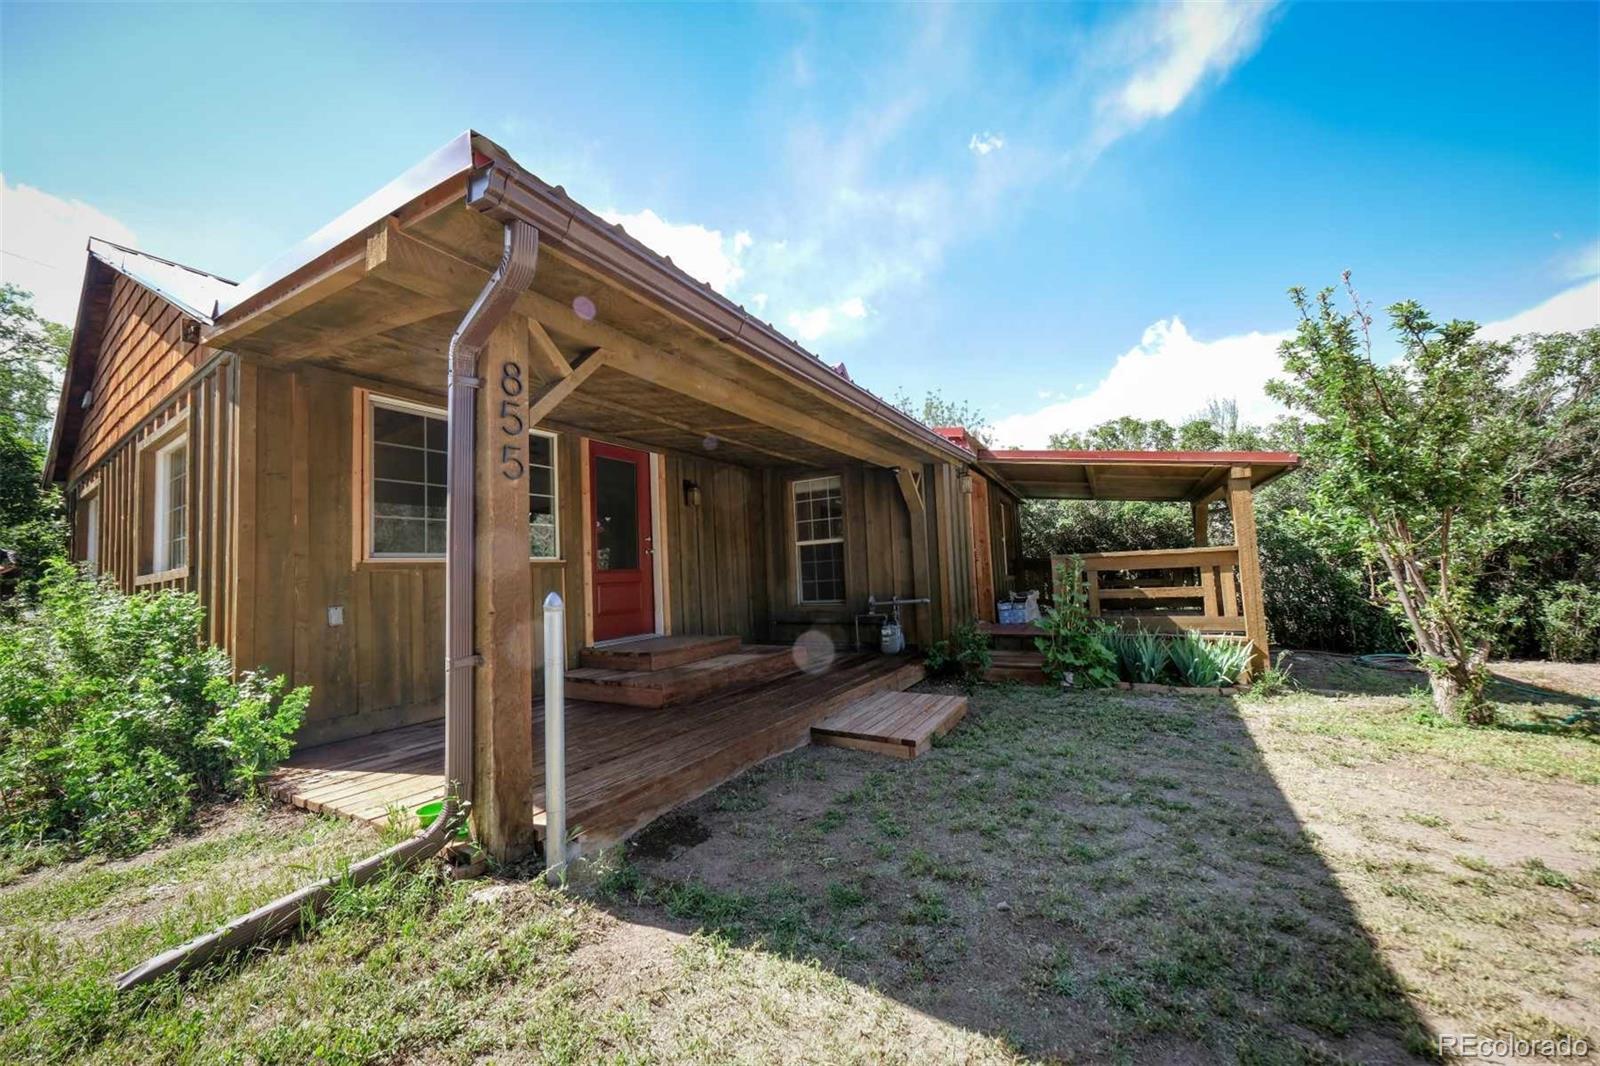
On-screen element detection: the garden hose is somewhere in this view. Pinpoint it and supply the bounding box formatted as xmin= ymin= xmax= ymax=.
xmin=1352 ymin=652 xmax=1595 ymax=716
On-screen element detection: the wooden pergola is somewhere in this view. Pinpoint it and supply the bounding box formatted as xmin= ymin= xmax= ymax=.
xmin=974 ymin=449 xmax=1300 ymax=673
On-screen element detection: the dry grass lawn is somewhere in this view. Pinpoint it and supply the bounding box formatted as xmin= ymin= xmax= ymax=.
xmin=1 ymin=653 xmax=1595 ymax=1064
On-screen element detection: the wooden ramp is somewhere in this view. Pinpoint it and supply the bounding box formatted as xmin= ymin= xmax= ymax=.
xmin=270 ymin=653 xmax=926 ymax=846
xmin=566 ymin=644 xmax=799 ymax=708
xmin=811 ymin=690 xmax=968 ymax=760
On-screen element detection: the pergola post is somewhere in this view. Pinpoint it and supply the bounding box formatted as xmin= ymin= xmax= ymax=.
xmin=472 ymin=315 xmax=537 ymax=860
xmin=1227 ymin=466 xmax=1270 ymax=676
xmin=1192 ymin=499 xmax=1222 ymax=616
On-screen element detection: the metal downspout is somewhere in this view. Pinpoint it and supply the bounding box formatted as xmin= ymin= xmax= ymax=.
xmin=113 ymin=218 xmax=539 ymax=992
xmin=443 ymin=219 xmax=539 ymax=807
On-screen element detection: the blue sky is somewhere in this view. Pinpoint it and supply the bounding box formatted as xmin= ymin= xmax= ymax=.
xmin=3 ymin=1 xmax=1597 ymax=444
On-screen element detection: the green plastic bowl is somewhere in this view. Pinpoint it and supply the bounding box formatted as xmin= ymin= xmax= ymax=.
xmin=415 ymin=801 xmax=469 ymax=840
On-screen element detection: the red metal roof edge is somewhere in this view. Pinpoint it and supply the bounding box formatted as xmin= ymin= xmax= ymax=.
xmin=977 ymin=448 xmax=1300 ymax=466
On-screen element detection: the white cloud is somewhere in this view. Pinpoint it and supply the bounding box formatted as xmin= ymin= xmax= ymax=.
xmin=1110 ymin=2 xmax=1274 ymax=127
xmin=0 ymin=175 xmax=138 ymax=323
xmin=599 ymin=208 xmax=752 ymax=296
xmin=1557 ymin=238 xmax=1600 ymax=282
xmin=991 ymin=278 xmax=1600 ymax=449
xmin=786 ymin=295 xmax=872 ymax=342
xmin=992 ymin=317 xmax=1290 ymax=448
xmin=968 ymin=131 xmax=1005 ymax=156
xmin=1478 ymin=278 xmax=1600 ymax=342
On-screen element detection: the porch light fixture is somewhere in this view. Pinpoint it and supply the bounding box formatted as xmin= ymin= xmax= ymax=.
xmin=683 ymin=479 xmax=702 ymax=508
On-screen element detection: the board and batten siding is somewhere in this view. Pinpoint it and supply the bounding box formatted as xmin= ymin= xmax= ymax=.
xmin=663 ymin=452 xmax=770 ymax=641
xmin=68 ymin=355 xmax=237 ymax=650
xmin=762 ymin=463 xmax=926 ymax=650
xmin=232 ymin=362 xmax=587 ymax=747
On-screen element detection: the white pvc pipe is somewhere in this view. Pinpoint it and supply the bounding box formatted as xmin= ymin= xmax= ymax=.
xmin=543 ymin=591 xmax=567 ymax=884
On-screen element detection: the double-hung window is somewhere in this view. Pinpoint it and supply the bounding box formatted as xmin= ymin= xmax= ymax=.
xmin=793 ymin=475 xmax=845 ymax=604
xmin=365 ymin=394 xmax=560 ymax=561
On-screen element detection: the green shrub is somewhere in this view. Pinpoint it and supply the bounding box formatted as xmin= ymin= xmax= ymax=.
xmin=926 ymin=619 xmax=992 ymax=690
xmin=1540 ymin=582 xmax=1600 ymax=663
xmin=1035 ymin=557 xmax=1120 ymax=689
xmin=0 ymin=560 xmax=309 ymax=858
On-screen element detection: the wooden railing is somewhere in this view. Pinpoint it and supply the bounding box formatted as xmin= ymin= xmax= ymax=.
xmin=1056 ymin=547 xmax=1249 ymax=635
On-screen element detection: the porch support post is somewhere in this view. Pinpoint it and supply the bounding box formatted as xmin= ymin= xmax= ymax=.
xmin=1227 ymin=466 xmax=1269 ymax=677
xmin=473 ymin=315 xmax=537 ymax=860
xmin=895 ymin=466 xmax=932 ymax=647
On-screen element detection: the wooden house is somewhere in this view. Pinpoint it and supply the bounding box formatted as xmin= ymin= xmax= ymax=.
xmin=45 ymin=131 xmax=1292 ymax=857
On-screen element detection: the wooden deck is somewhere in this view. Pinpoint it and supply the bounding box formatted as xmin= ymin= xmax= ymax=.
xmin=270 ymin=653 xmax=925 ymax=846
xmin=812 ymin=690 xmax=968 ymax=759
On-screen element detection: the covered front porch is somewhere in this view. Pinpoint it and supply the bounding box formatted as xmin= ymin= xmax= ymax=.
xmin=270 ymin=647 xmax=926 ymax=848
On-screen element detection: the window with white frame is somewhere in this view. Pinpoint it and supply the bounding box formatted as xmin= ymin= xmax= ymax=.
xmin=152 ymin=436 xmax=188 ymax=572
xmin=793 ymin=475 xmax=845 ymax=604
xmin=529 ymin=429 xmax=558 ymax=559
xmin=83 ymin=491 xmax=100 ymax=574
xmin=369 ymin=396 xmax=449 ymax=557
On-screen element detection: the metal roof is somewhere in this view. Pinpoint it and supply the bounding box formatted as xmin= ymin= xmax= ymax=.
xmin=86 ymin=239 xmax=236 ymax=324
xmin=973 ymin=448 xmax=1300 ymax=502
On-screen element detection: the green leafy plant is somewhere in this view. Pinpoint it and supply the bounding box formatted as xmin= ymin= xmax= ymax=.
xmin=1245 ymin=651 xmax=1298 ymax=699
xmin=1035 ymin=557 xmax=1119 ymax=689
xmin=925 ymin=619 xmax=991 ymax=691
xmin=1167 ymin=632 xmax=1252 ymax=688
xmin=0 ymin=561 xmax=310 ymax=859
xmin=1129 ymin=630 xmax=1171 ymax=684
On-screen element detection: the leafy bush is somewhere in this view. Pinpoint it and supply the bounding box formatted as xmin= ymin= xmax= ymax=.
xmin=926 ymin=619 xmax=992 ymax=690
xmin=1540 ymin=582 xmax=1600 ymax=663
xmin=1167 ymin=631 xmax=1252 ymax=688
xmin=0 ymin=561 xmax=309 ymax=858
xmin=1035 ymin=557 xmax=1120 ymax=689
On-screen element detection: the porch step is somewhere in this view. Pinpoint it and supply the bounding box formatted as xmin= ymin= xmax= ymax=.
xmin=579 ymin=634 xmax=741 ymax=672
xmin=811 ymin=690 xmax=968 ymax=760
xmin=984 ymin=649 xmax=1051 ymax=685
xmin=566 ymin=645 xmax=800 ymax=709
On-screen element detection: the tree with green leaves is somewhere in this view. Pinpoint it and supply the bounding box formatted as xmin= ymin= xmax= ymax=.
xmin=891 ymin=387 xmax=992 ymax=445
xmin=1 ymin=283 xmax=69 ymax=446
xmin=0 ymin=285 xmax=69 ymax=601
xmin=1268 ymin=274 xmax=1521 ymax=722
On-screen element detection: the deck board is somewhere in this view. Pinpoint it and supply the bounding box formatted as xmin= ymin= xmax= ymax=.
xmin=270 ymin=653 xmax=925 ymax=847
xmin=812 ymin=690 xmax=968 ymax=759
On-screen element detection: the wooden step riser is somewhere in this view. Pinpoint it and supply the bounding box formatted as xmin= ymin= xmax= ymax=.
xmin=579 ymin=635 xmax=742 ymax=672
xmin=568 ymin=653 xmax=801 ymax=708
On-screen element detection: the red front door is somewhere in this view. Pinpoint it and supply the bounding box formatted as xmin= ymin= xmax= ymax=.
xmin=589 ymin=442 xmax=656 ymax=641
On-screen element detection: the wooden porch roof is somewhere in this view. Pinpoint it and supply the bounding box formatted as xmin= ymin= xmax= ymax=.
xmin=201 ymin=131 xmax=970 ymax=473
xmin=972 ymin=449 xmax=1300 ymax=502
